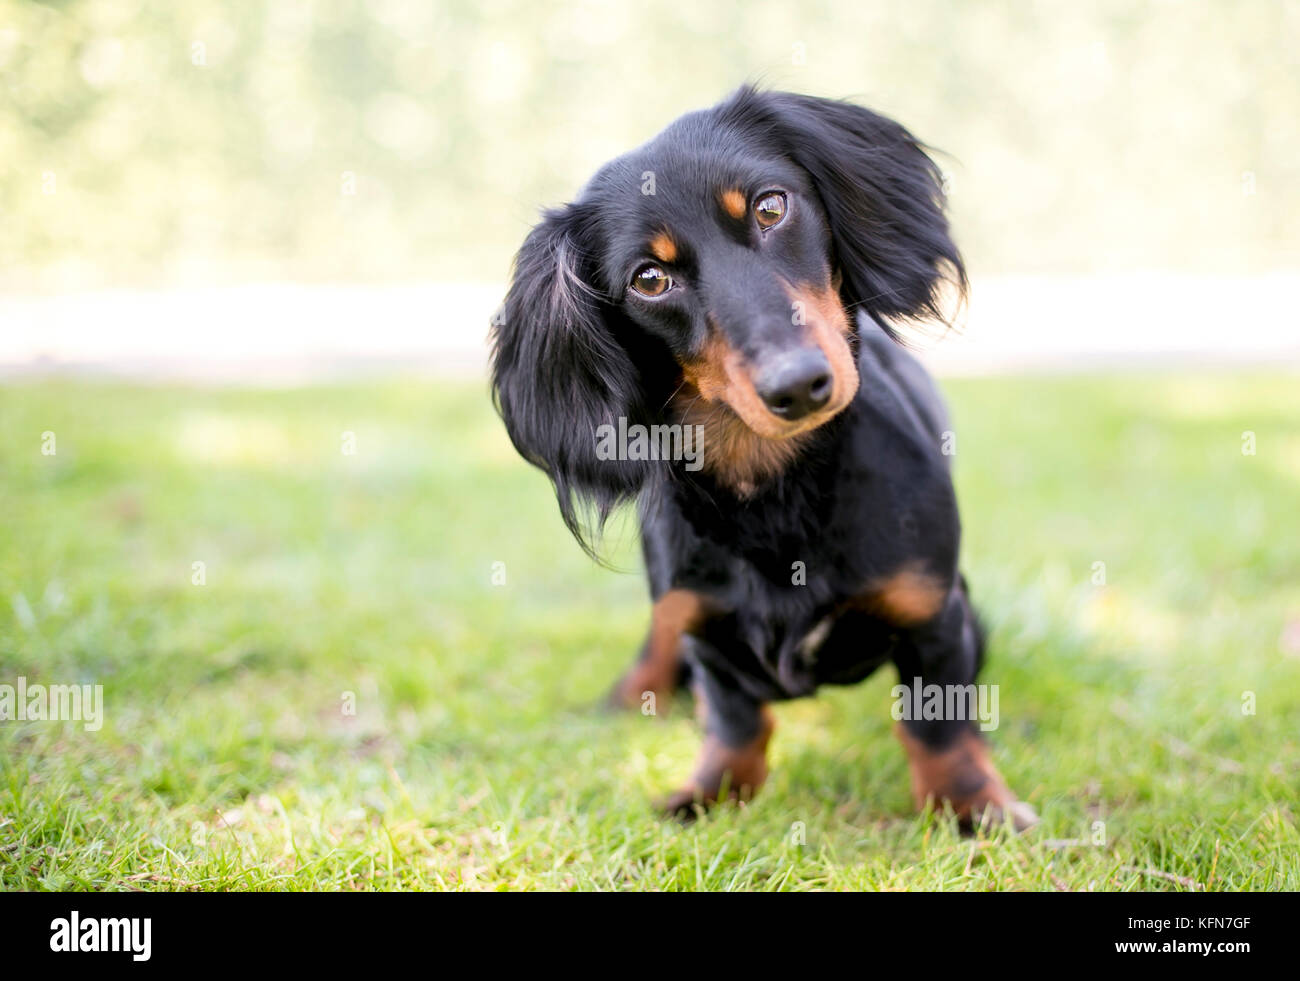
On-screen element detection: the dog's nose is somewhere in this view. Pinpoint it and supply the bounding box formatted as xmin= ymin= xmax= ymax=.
xmin=756 ymin=350 xmax=833 ymax=421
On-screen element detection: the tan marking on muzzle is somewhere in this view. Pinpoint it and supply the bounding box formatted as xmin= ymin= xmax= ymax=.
xmin=784 ymin=283 xmax=859 ymax=425
xmin=680 ymin=330 xmax=778 ymax=435
xmin=676 ymin=329 xmax=811 ymax=493
xmin=673 ymin=285 xmax=861 ymax=494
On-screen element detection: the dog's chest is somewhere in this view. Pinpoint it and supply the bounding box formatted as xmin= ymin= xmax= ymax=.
xmin=719 ymin=556 xmax=870 ymax=697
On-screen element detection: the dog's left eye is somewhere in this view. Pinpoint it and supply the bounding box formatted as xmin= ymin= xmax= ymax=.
xmin=630 ymin=264 xmax=673 ymax=297
xmin=755 ymin=192 xmax=787 ymax=229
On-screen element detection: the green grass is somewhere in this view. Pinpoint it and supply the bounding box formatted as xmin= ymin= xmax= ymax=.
xmin=1 ymin=372 xmax=1298 ymax=891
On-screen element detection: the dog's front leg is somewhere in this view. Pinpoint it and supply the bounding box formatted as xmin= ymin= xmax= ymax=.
xmin=608 ymin=588 xmax=702 ymax=710
xmin=659 ymin=659 xmax=772 ymax=820
xmin=891 ymin=584 xmax=1038 ymax=832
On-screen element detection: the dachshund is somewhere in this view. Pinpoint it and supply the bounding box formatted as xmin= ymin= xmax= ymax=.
xmin=490 ymin=87 xmax=1037 ymax=830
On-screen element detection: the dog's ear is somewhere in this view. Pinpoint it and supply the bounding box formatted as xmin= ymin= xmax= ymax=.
xmin=732 ymin=89 xmax=966 ymax=336
xmin=490 ymin=203 xmax=653 ymax=557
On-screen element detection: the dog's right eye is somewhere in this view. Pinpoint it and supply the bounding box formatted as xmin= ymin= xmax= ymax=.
xmin=630 ymin=264 xmax=673 ymax=298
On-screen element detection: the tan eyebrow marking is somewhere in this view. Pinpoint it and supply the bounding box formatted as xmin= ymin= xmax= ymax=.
xmin=649 ymin=231 xmax=678 ymax=264
xmin=719 ymin=188 xmax=748 ymax=220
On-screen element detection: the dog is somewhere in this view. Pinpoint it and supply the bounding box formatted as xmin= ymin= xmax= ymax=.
xmin=490 ymin=87 xmax=1037 ymax=830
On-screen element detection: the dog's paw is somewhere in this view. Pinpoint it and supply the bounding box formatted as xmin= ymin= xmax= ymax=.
xmin=605 ymin=668 xmax=674 ymax=714
xmin=656 ymin=785 xmax=712 ymax=822
xmin=896 ymin=723 xmax=1038 ymax=835
xmin=963 ymin=797 xmax=1040 ymax=834
xmin=655 ymin=781 xmax=758 ymax=823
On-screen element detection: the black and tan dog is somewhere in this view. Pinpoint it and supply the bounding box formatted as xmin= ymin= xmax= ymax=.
xmin=491 ymin=87 xmax=1036 ymax=830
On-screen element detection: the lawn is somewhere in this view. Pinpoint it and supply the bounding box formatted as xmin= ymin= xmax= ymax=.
xmin=1 ymin=372 xmax=1297 ymax=891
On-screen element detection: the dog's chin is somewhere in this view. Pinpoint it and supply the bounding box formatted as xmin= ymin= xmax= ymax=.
xmin=729 ymin=396 xmax=852 ymax=441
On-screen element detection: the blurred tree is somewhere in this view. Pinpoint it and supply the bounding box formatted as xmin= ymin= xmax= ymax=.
xmin=1 ymin=0 xmax=1296 ymax=291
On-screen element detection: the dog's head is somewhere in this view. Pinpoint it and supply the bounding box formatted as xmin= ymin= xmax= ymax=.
xmin=491 ymin=87 xmax=965 ymax=549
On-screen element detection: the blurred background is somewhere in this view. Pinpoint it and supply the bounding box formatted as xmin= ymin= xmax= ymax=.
xmin=2 ymin=1 xmax=1299 ymax=890
xmin=3 ymin=0 xmax=1299 ymax=375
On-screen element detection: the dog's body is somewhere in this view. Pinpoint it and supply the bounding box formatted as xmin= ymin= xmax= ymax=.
xmin=492 ymin=87 xmax=1035 ymax=829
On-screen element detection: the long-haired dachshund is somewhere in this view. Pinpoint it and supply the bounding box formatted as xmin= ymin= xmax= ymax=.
xmin=491 ymin=87 xmax=1036 ymax=830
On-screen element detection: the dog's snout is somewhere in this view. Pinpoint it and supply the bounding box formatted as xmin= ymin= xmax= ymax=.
xmin=756 ymin=349 xmax=833 ymax=421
